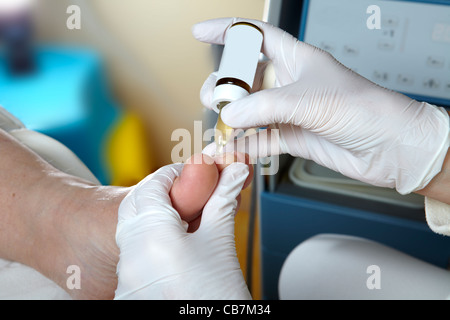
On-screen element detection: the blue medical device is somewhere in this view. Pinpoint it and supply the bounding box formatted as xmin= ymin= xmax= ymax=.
xmin=260 ymin=0 xmax=450 ymax=299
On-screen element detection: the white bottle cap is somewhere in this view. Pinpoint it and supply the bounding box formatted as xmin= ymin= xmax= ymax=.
xmin=212 ymin=22 xmax=263 ymax=113
xmin=211 ymin=83 xmax=249 ymax=112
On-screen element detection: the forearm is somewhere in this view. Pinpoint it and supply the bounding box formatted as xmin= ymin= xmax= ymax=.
xmin=414 ymin=109 xmax=450 ymax=204
xmin=416 ymin=148 xmax=450 ymax=205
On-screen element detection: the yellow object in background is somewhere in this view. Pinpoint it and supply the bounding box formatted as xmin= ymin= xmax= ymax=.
xmin=106 ymin=111 xmax=155 ymax=187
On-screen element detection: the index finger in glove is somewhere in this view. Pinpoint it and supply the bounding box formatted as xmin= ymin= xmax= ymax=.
xmin=197 ymin=162 xmax=249 ymax=235
xmin=118 ymin=163 xmax=184 ymax=223
xmin=202 ymin=128 xmax=283 ymax=160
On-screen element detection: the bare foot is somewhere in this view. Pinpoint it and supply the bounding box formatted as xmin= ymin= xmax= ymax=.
xmin=0 ymin=129 xmax=129 ymax=299
xmin=0 ymin=127 xmax=252 ymax=299
xmin=31 ymin=152 xmax=252 ymax=299
xmin=36 ymin=180 xmax=129 ymax=300
xmin=10 ymin=173 xmax=129 ymax=299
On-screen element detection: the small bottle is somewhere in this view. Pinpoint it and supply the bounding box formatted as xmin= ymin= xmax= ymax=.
xmin=212 ymin=22 xmax=263 ymax=154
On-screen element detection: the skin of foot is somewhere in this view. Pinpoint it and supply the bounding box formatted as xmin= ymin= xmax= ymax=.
xmin=0 ymin=128 xmax=252 ymax=299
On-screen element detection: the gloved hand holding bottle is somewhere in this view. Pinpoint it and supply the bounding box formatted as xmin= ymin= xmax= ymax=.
xmin=193 ymin=17 xmax=450 ymax=197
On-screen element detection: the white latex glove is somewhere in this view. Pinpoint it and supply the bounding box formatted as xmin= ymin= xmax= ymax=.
xmin=193 ymin=18 xmax=450 ymax=195
xmin=114 ymin=162 xmax=251 ymax=300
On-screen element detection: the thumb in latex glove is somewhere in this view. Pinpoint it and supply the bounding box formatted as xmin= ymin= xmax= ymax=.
xmin=193 ymin=17 xmax=449 ymax=195
xmin=114 ymin=162 xmax=251 ymax=300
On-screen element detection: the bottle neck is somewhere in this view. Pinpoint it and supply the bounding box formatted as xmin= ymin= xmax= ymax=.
xmin=231 ymin=21 xmax=263 ymax=35
xmin=216 ymin=101 xmax=231 ymax=111
xmin=215 ymin=77 xmax=251 ymax=94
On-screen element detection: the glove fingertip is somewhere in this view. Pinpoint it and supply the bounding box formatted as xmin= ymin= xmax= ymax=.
xmin=191 ymin=18 xmax=233 ymax=44
xmin=221 ymin=97 xmax=262 ymax=128
xmin=208 ymin=162 xmax=249 ymax=207
xmin=195 ymin=162 xmax=248 ymax=234
xmin=200 ymin=72 xmax=218 ymax=110
xmin=202 ymin=142 xmax=216 ymax=157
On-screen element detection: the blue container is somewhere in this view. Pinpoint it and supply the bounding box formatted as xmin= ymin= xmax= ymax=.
xmin=260 ymin=189 xmax=450 ymax=299
xmin=0 ymin=47 xmax=120 ymax=184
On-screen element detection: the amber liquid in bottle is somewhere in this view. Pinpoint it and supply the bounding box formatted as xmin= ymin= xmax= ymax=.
xmin=215 ymin=101 xmax=234 ymax=155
